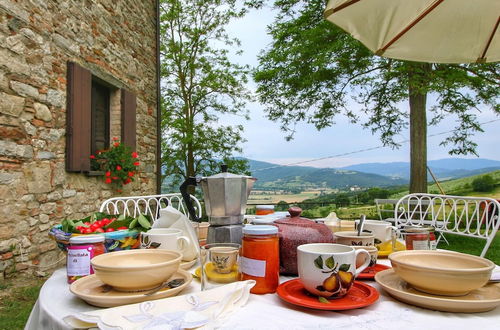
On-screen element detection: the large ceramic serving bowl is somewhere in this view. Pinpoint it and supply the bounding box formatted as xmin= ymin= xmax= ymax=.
xmin=389 ymin=250 xmax=494 ymax=296
xmin=91 ymin=249 xmax=182 ymax=291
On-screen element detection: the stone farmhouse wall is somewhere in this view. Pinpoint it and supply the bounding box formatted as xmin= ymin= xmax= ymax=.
xmin=0 ymin=0 xmax=158 ymax=279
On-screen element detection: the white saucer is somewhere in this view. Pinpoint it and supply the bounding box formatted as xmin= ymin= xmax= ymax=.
xmin=375 ymin=269 xmax=500 ymax=313
xmin=70 ymin=269 xmax=192 ymax=307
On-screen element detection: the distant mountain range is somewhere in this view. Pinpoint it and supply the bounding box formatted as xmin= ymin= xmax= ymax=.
xmin=248 ymin=158 xmax=500 ymax=190
xmin=341 ymin=158 xmax=500 ymax=180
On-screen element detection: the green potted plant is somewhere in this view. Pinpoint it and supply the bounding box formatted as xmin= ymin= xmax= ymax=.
xmin=90 ymin=137 xmax=140 ymax=191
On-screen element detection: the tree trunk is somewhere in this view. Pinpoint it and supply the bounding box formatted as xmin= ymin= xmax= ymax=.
xmin=408 ymin=63 xmax=431 ymax=193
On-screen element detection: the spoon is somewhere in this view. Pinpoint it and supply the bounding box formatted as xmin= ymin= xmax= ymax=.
xmin=143 ymin=278 xmax=185 ymax=296
xmin=358 ymin=214 xmax=366 ymax=236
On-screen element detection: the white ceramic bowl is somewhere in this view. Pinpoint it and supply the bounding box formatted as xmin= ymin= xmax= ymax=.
xmin=389 ymin=250 xmax=494 ymax=296
xmin=91 ymin=249 xmax=182 ymax=291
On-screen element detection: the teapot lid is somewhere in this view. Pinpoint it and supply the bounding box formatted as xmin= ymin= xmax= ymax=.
xmin=274 ymin=206 xmax=315 ymax=224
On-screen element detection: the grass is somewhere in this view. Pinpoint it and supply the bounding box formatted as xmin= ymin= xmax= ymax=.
xmin=437 ymin=233 xmax=500 ymax=265
xmin=0 ymin=279 xmax=44 ymax=330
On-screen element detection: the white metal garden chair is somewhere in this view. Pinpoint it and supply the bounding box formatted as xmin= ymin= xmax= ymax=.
xmin=394 ymin=193 xmax=500 ymax=257
xmin=99 ymin=193 xmax=202 ymax=221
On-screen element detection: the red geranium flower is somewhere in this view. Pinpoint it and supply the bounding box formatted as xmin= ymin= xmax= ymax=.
xmin=90 ymin=155 xmax=95 ymax=159
xmin=105 ymin=178 xmax=112 ymax=184
xmin=112 ymin=137 xmax=119 ymax=141
xmin=114 ymin=142 xmax=120 ymax=147
xmin=124 ymin=178 xmax=132 ymax=184
xmin=128 ymin=171 xmax=134 ymax=177
xmin=105 ymin=171 xmax=111 ymax=177
xmin=131 ymin=152 xmax=138 ymax=158
xmin=133 ymin=162 xmax=140 ymax=166
xmin=116 ymin=165 xmax=122 ymax=171
xmin=112 ymin=176 xmax=118 ymax=180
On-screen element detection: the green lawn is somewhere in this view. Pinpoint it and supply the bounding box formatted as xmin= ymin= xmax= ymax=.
xmin=0 ymin=281 xmax=43 ymax=330
xmin=437 ymin=233 xmax=500 ymax=265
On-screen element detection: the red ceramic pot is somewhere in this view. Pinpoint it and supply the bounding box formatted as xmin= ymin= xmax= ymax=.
xmin=274 ymin=207 xmax=334 ymax=275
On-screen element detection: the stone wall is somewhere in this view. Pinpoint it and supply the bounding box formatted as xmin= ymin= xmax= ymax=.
xmin=0 ymin=0 xmax=158 ymax=279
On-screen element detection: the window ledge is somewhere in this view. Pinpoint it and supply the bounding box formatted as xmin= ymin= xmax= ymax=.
xmin=87 ymin=171 xmax=105 ymax=177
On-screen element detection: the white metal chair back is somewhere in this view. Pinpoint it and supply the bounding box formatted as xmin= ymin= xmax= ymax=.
xmin=99 ymin=193 xmax=202 ymax=221
xmin=394 ymin=193 xmax=500 ymax=257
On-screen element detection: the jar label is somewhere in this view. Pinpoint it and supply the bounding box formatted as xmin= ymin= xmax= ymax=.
xmin=67 ymin=248 xmax=91 ymax=276
xmin=240 ymin=256 xmax=266 ymax=277
xmin=412 ymin=240 xmax=429 ymax=250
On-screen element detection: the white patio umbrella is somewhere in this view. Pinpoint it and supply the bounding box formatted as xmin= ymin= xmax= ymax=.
xmin=324 ymin=0 xmax=499 ymax=64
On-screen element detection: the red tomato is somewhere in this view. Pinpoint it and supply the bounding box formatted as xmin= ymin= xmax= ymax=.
xmin=90 ymin=224 xmax=99 ymax=231
xmin=84 ymin=222 xmax=90 ymax=226
xmin=105 ymin=228 xmax=115 ymax=232
xmin=117 ymin=226 xmax=128 ymax=231
xmin=95 ymin=228 xmax=105 ymax=233
xmin=102 ymin=218 xmax=109 ymax=225
xmin=83 ymin=228 xmax=92 ymax=234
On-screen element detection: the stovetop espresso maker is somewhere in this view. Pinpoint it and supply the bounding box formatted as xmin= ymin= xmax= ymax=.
xmin=180 ymin=165 xmax=256 ymax=244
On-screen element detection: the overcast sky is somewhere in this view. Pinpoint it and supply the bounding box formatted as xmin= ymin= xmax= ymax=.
xmin=221 ymin=6 xmax=500 ymax=168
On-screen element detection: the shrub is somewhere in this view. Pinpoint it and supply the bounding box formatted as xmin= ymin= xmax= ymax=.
xmin=471 ymin=175 xmax=496 ymax=192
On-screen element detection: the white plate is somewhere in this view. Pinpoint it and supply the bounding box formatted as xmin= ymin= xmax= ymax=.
xmin=375 ymin=269 xmax=500 ymax=313
xmin=70 ymin=269 xmax=192 ymax=308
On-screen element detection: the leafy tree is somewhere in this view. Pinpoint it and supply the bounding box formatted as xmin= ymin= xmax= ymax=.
xmin=159 ymin=0 xmax=253 ymax=190
xmin=358 ymin=188 xmax=390 ymax=204
xmin=334 ymin=193 xmax=350 ymax=207
xmin=276 ymin=200 xmax=290 ymax=211
xmin=472 ymin=175 xmax=496 ymax=192
xmin=253 ymin=0 xmax=500 ymax=193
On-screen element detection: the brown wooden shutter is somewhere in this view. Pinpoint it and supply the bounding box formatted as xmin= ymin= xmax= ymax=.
xmin=121 ymin=89 xmax=137 ymax=151
xmin=66 ymin=62 xmax=92 ymax=172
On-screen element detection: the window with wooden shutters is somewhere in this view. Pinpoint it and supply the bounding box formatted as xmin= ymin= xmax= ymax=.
xmin=66 ymin=61 xmax=137 ymax=173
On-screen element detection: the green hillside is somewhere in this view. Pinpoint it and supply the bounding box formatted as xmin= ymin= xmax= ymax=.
xmin=390 ymin=170 xmax=500 ymax=199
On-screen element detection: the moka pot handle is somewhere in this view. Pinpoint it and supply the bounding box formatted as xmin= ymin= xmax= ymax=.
xmin=180 ymin=176 xmax=200 ymax=222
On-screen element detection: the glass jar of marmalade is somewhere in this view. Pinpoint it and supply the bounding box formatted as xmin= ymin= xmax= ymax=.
xmin=240 ymin=225 xmax=279 ymax=294
xmin=67 ymin=235 xmax=106 ymax=283
xmin=256 ymin=205 xmax=275 ymax=216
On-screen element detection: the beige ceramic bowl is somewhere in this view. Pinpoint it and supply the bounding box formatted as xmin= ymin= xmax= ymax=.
xmin=91 ymin=249 xmax=182 ymax=291
xmin=389 ymin=250 xmax=494 ymax=296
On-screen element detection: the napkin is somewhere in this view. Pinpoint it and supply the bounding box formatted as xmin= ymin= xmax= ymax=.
xmin=63 ymin=280 xmax=256 ymax=330
xmin=152 ymin=206 xmax=199 ymax=261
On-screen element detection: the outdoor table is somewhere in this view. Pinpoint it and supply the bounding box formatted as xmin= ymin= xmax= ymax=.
xmin=26 ymin=258 xmax=500 ymax=329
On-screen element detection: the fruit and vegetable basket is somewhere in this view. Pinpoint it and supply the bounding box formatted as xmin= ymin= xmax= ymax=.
xmin=49 ymin=212 xmax=152 ymax=252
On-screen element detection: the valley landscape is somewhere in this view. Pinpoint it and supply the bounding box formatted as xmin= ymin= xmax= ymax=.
xmin=247 ymin=158 xmax=500 ymax=205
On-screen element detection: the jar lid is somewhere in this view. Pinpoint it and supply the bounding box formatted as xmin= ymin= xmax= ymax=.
xmin=256 ymin=205 xmax=274 ymax=210
xmin=243 ymin=225 xmax=278 ymax=235
xmin=69 ymin=234 xmax=105 ymax=244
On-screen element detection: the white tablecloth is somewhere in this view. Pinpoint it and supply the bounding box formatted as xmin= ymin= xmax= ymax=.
xmin=26 ymin=259 xmax=500 ymax=330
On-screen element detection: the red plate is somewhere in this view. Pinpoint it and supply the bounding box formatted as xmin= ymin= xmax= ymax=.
xmin=357 ymin=264 xmax=391 ymax=280
xmin=276 ymin=279 xmax=379 ymax=310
